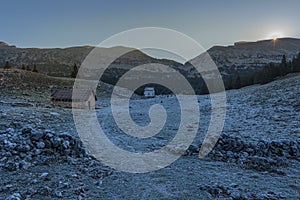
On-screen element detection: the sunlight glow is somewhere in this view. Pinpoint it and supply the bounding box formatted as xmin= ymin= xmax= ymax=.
xmin=268 ymin=32 xmax=284 ymax=40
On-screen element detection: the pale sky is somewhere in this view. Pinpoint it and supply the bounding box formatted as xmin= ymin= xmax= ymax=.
xmin=1 ymin=0 xmax=299 ymax=53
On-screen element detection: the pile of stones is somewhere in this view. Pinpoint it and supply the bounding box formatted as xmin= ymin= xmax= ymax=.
xmin=186 ymin=133 xmax=300 ymax=174
xmin=0 ymin=125 xmax=96 ymax=172
xmin=199 ymin=183 xmax=286 ymax=200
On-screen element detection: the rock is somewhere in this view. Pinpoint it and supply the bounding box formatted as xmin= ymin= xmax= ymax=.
xmin=232 ymin=138 xmax=244 ymax=152
xmin=230 ymin=191 xmax=244 ymax=199
xmin=245 ymin=147 xmax=255 ymax=155
xmin=199 ymin=184 xmax=230 ymax=198
xmin=289 ymin=143 xmax=298 ymax=157
xmin=256 ymin=140 xmax=269 ymax=156
xmin=70 ymin=173 xmax=79 ymax=178
xmin=2 ymin=151 xmax=12 ymax=157
xmin=40 ymin=172 xmax=49 ymax=178
xmin=238 ymin=152 xmax=249 ymax=164
xmin=243 ymin=156 xmax=279 ymax=172
xmin=5 ymin=193 xmax=21 ymax=200
xmin=0 ymin=126 xmax=97 ymax=171
xmin=58 ymin=181 xmax=70 ymax=189
xmin=4 ymin=161 xmax=18 ymax=171
xmin=43 ymin=140 xmax=52 ymax=148
xmin=58 ymin=132 xmax=74 ymax=140
xmin=36 ymin=141 xmax=45 ymax=149
xmin=54 ymin=190 xmax=63 ymax=197
xmin=50 ymin=112 xmax=60 ymax=116
xmin=226 ymin=151 xmax=234 ymax=158
xmin=19 ymin=160 xmax=31 ymax=170
xmin=184 ymin=144 xmax=199 ymax=155
xmin=34 ymin=149 xmax=42 ymax=155
xmin=0 ymin=157 xmax=8 ymax=162
xmin=5 ymin=140 xmax=17 ymax=150
xmin=205 ymin=133 xmax=297 ymax=173
xmin=67 ymin=156 xmax=77 ymax=165
xmin=189 ymin=144 xmax=199 ymax=152
xmin=16 ymin=144 xmax=30 ymax=153
xmin=62 ymin=140 xmax=70 ymax=149
xmin=38 ymin=186 xmax=52 ymax=196
xmin=21 ymin=125 xmax=33 ymax=135
xmin=38 ymin=172 xmax=51 ymax=181
xmin=19 ymin=152 xmax=26 ymax=158
xmin=44 ymin=131 xmax=54 ymax=139
xmin=9 ymin=122 xmax=23 ymax=129
xmin=30 ymin=130 xmax=45 ymax=141
xmin=256 ymin=191 xmax=286 ymax=200
xmin=11 ymin=102 xmax=34 ymax=107
xmin=6 ymin=128 xmax=15 ymax=134
xmin=51 ymin=137 xmax=62 ymax=148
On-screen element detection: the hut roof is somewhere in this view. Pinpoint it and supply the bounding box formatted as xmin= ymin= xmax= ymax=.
xmin=144 ymin=87 xmax=154 ymax=91
xmin=51 ymin=88 xmax=96 ymax=102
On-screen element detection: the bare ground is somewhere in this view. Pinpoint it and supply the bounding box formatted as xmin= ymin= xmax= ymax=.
xmin=0 ymin=70 xmax=299 ymax=199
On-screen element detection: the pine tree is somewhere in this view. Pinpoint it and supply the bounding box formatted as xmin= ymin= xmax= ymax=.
xmin=232 ymin=74 xmax=242 ymax=89
xmin=236 ymin=74 xmax=241 ymax=88
xmin=4 ymin=61 xmax=12 ymax=69
xmin=280 ymin=55 xmax=288 ymax=75
xmin=21 ymin=64 xmax=26 ymax=70
xmin=26 ymin=65 xmax=31 ymax=71
xmin=257 ymin=64 xmax=275 ymax=84
xmin=281 ymin=55 xmax=287 ymax=66
xmin=291 ymin=52 xmax=300 ymax=72
xmin=32 ymin=64 xmax=38 ymax=73
xmin=71 ymin=63 xmax=78 ymax=78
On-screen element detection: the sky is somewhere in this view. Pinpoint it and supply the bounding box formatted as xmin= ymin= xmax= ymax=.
xmin=1 ymin=0 xmax=300 ymax=53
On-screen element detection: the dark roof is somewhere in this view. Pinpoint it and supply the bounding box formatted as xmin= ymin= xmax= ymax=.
xmin=51 ymin=88 xmax=96 ymax=102
xmin=144 ymin=87 xmax=154 ymax=91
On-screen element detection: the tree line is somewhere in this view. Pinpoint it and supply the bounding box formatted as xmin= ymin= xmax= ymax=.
xmin=3 ymin=61 xmax=79 ymax=78
xmin=253 ymin=52 xmax=300 ymax=84
xmin=3 ymin=61 xmax=38 ymax=73
xmin=221 ymin=52 xmax=300 ymax=92
xmin=3 ymin=52 xmax=300 ymax=94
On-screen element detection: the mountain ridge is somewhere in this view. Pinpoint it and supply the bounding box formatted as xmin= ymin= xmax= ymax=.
xmin=1 ymin=38 xmax=300 ymax=93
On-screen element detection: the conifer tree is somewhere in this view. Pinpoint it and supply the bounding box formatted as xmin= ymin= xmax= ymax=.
xmin=32 ymin=64 xmax=38 ymax=73
xmin=4 ymin=61 xmax=12 ymax=69
xmin=71 ymin=63 xmax=78 ymax=78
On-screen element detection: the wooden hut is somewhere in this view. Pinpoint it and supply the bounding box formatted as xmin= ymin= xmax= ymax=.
xmin=50 ymin=88 xmax=96 ymax=109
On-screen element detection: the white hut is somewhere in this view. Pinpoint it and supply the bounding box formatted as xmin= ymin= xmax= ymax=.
xmin=144 ymin=87 xmax=155 ymax=98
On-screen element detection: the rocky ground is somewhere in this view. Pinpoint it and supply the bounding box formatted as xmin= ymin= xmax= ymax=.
xmin=0 ymin=70 xmax=299 ymax=199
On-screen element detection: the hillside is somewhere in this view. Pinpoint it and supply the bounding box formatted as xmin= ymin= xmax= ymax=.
xmin=188 ymin=38 xmax=300 ymax=88
xmin=191 ymin=38 xmax=300 ymax=70
xmin=0 ymin=45 xmax=93 ymax=77
xmin=0 ymin=71 xmax=299 ymax=199
xmin=0 ymin=43 xmax=181 ymax=78
xmin=1 ymin=38 xmax=300 ymax=94
xmin=0 ymin=68 xmax=74 ymax=89
xmin=0 ymin=68 xmax=138 ymax=105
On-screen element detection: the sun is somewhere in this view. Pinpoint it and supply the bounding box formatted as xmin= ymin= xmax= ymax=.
xmin=268 ymin=32 xmax=284 ymax=40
